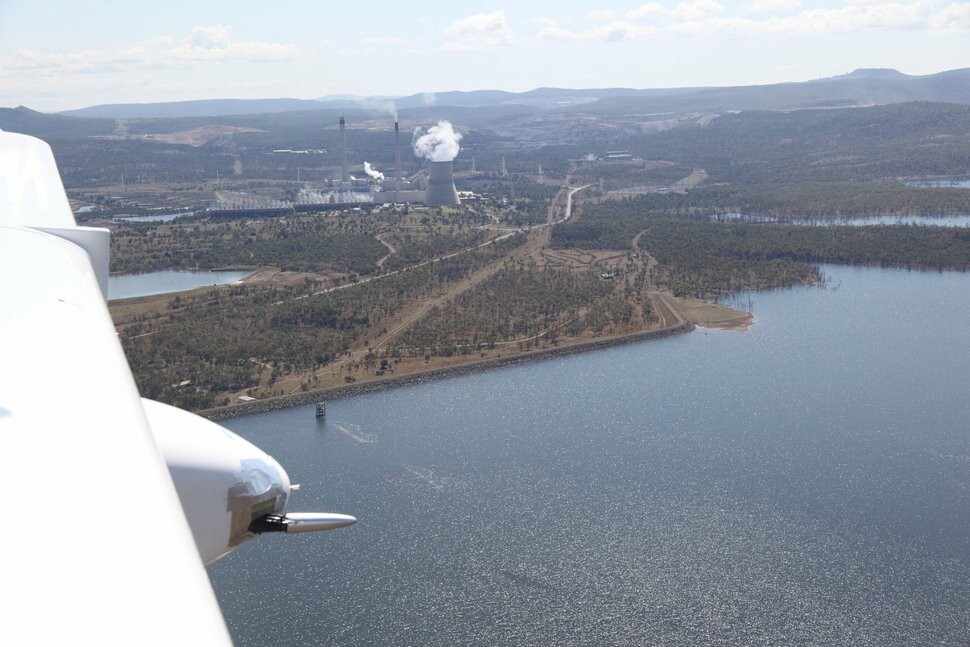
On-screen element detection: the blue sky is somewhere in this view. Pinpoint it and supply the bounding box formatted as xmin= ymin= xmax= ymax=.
xmin=1 ymin=0 xmax=968 ymax=111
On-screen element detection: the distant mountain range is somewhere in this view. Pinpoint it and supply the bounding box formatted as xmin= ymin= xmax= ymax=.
xmin=45 ymin=68 xmax=970 ymax=120
xmin=579 ymin=67 xmax=970 ymax=116
xmin=57 ymin=98 xmax=338 ymax=119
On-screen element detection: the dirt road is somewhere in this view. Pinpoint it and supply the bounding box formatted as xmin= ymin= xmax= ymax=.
xmin=278 ymin=184 xmax=591 ymax=394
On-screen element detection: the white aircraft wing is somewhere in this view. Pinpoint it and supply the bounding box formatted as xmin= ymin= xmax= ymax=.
xmin=0 ymin=130 xmax=232 ymax=643
xmin=0 ymin=130 xmax=354 ymax=645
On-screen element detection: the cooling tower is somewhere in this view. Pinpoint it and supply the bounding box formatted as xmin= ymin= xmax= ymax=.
xmin=426 ymin=160 xmax=460 ymax=206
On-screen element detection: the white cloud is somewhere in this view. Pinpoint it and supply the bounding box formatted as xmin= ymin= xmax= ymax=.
xmin=931 ymin=2 xmax=970 ymax=29
xmin=627 ymin=3 xmax=668 ymax=22
xmin=176 ymin=26 xmax=298 ymax=63
xmin=538 ymin=20 xmax=657 ymax=42
xmin=673 ymin=0 xmax=727 ymax=22
xmin=444 ymin=11 xmax=505 ymax=36
xmin=8 ymin=47 xmax=143 ymax=73
xmin=540 ymin=1 xmax=970 ymax=41
xmin=627 ymin=0 xmax=726 ymax=22
xmin=527 ymin=16 xmax=559 ymax=27
xmin=770 ymin=3 xmax=951 ymax=35
xmin=535 ymin=26 xmax=578 ymax=41
xmin=2 ymin=25 xmax=298 ymax=77
xmin=439 ymin=11 xmax=516 ymax=51
xmin=593 ymin=21 xmax=658 ymax=40
xmin=741 ymin=0 xmax=802 ymax=14
xmin=190 ymin=25 xmax=232 ymax=49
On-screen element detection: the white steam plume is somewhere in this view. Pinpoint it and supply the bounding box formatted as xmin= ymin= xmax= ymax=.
xmin=363 ymin=162 xmax=384 ymax=181
xmin=358 ymin=98 xmax=398 ymax=121
xmin=412 ymin=120 xmax=462 ymax=162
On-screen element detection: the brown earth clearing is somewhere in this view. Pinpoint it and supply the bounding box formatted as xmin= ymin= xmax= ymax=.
xmin=667 ymin=297 xmax=754 ymax=331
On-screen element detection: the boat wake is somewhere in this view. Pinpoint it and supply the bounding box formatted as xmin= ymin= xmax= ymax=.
xmin=331 ymin=422 xmax=377 ymax=444
xmin=402 ymin=465 xmax=444 ymax=490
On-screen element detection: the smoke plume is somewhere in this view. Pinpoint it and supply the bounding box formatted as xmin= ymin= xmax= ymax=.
xmin=412 ymin=120 xmax=462 ymax=162
xmin=359 ymin=98 xmax=398 ymax=121
xmin=363 ymin=162 xmax=384 ymax=181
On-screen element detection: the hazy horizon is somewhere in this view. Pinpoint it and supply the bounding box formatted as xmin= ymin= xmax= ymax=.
xmin=2 ymin=0 xmax=968 ymax=112
xmin=12 ymin=65 xmax=968 ymax=115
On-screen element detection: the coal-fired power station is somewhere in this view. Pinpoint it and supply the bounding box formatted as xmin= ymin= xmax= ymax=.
xmin=210 ymin=115 xmax=473 ymax=217
xmin=425 ymin=161 xmax=460 ymax=206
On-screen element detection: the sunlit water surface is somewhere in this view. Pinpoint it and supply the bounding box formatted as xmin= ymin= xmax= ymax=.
xmin=210 ymin=264 xmax=970 ymax=646
xmin=114 ymin=211 xmax=194 ymax=223
xmin=107 ymin=269 xmax=249 ymax=300
xmin=712 ymin=213 xmax=970 ymax=227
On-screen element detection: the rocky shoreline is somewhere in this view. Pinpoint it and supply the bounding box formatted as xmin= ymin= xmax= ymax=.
xmin=199 ymin=321 xmax=694 ymax=421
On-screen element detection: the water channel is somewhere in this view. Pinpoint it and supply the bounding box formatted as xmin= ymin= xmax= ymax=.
xmin=114 ymin=212 xmax=195 ymax=223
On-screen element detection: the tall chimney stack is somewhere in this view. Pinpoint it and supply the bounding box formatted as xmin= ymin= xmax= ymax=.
xmin=394 ymin=121 xmax=402 ymax=201
xmin=425 ymin=160 xmax=460 ymax=206
xmin=339 ymin=116 xmax=348 ymax=183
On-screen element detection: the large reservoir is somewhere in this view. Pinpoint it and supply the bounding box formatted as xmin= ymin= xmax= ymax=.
xmin=210 ymin=263 xmax=970 ymax=645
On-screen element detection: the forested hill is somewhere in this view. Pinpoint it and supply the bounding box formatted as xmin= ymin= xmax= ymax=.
xmin=0 ymin=106 xmax=114 ymax=138
xmin=614 ymin=102 xmax=970 ymax=183
xmin=574 ymin=68 xmax=970 ymax=116
xmin=58 ymin=97 xmax=333 ymax=119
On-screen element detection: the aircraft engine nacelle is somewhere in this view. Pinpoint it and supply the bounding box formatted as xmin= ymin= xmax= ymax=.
xmin=141 ymin=399 xmax=293 ymax=564
xmin=142 ymin=400 xmax=356 ymax=564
